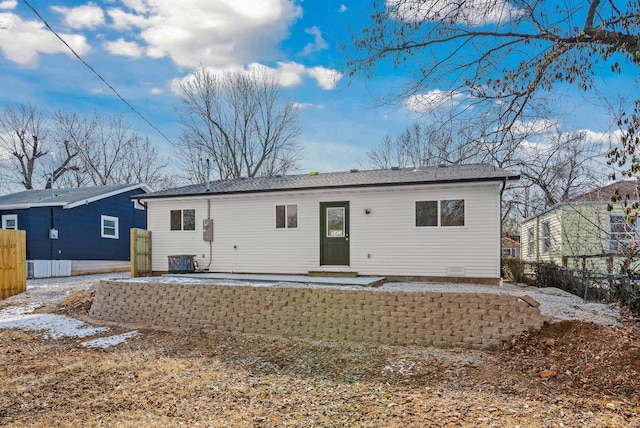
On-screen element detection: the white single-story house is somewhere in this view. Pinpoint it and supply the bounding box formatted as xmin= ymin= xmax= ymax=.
xmin=136 ymin=164 xmax=519 ymax=284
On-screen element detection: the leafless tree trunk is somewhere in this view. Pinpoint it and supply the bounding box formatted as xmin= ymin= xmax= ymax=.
xmin=176 ymin=67 xmax=302 ymax=181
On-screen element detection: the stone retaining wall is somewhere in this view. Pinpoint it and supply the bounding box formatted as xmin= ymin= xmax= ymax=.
xmin=90 ymin=280 xmax=549 ymax=349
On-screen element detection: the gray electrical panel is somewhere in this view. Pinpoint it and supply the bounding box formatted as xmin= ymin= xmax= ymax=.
xmin=203 ymin=219 xmax=214 ymax=241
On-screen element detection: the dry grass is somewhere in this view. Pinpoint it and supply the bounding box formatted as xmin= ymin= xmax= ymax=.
xmin=1 ymin=315 xmax=639 ymax=427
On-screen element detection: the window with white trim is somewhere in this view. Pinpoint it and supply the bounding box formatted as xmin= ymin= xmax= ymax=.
xmin=101 ymin=215 xmax=119 ymax=239
xmin=527 ymin=227 xmax=535 ymax=256
xmin=276 ymin=204 xmax=298 ymax=229
xmin=607 ymin=213 xmax=638 ymax=253
xmin=415 ymin=199 xmax=465 ymax=227
xmin=541 ymin=221 xmax=551 ymax=254
xmin=1 ymin=214 xmax=17 ymax=230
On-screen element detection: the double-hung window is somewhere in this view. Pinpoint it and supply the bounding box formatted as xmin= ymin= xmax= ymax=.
xmin=527 ymin=227 xmax=535 ymax=256
xmin=416 ymin=199 xmax=465 ymax=227
xmin=276 ymin=204 xmax=298 ymax=229
xmin=541 ymin=221 xmax=551 ymax=254
xmin=170 ymin=209 xmax=196 ymax=231
xmin=608 ymin=213 xmax=638 ymax=253
xmin=101 ymin=215 xmax=119 ymax=239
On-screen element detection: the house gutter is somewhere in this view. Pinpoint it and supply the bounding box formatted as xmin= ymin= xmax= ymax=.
xmin=134 ymin=175 xmax=521 ymax=201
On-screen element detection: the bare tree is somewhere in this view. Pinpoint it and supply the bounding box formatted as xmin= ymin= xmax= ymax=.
xmin=176 ymin=67 xmax=302 ymax=181
xmin=62 ymin=111 xmax=172 ymax=189
xmin=347 ymin=1 xmax=640 ymax=143
xmin=367 ymin=121 xmax=484 ymax=169
xmin=0 ymin=104 xmax=83 ymax=190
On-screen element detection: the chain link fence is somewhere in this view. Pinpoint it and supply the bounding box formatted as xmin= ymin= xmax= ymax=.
xmin=502 ymin=258 xmax=640 ymax=316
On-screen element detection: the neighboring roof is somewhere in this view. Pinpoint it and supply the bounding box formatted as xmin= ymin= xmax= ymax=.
xmin=0 ymin=183 xmax=151 ymax=210
xmin=138 ymin=163 xmax=519 ymax=199
xmin=521 ymin=179 xmax=639 ymax=223
xmin=568 ymin=179 xmax=638 ymax=203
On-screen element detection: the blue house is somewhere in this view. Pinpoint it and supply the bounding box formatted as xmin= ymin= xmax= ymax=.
xmin=0 ymin=184 xmax=150 ymax=277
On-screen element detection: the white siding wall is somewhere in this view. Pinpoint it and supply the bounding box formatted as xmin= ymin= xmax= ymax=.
xmin=520 ymin=208 xmax=563 ymax=264
xmin=146 ymin=181 xmax=503 ymax=279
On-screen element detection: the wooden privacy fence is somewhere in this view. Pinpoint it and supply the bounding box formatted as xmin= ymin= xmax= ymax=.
xmin=131 ymin=228 xmax=152 ymax=278
xmin=0 ymin=229 xmax=26 ymax=299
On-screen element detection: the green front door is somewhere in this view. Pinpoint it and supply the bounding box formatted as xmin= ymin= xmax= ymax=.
xmin=320 ymin=201 xmax=350 ymax=265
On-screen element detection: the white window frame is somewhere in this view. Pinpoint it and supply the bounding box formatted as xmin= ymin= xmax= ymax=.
xmin=541 ymin=221 xmax=550 ymax=254
xmin=101 ymin=215 xmax=119 ymax=239
xmin=607 ymin=213 xmax=638 ymax=253
xmin=275 ymin=204 xmax=299 ymax=230
xmin=527 ymin=227 xmax=535 ymax=256
xmin=1 ymin=214 xmax=17 ymax=230
xmin=415 ymin=199 xmax=466 ymax=228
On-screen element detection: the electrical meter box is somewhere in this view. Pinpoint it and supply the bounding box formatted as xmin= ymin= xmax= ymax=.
xmin=203 ymin=219 xmax=214 ymax=241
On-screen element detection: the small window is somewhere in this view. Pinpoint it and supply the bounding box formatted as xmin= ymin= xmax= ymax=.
xmin=608 ymin=213 xmax=638 ymax=253
xmin=183 ymin=209 xmax=196 ymax=230
xmin=101 ymin=215 xmax=119 ymax=239
xmin=276 ymin=204 xmax=298 ymax=229
xmin=326 ymin=207 xmax=345 ymax=237
xmin=441 ymin=199 xmax=464 ymax=227
xmin=416 ymin=201 xmax=438 ymax=227
xmin=541 ymin=221 xmax=551 ymax=254
xmin=170 ymin=209 xmax=195 ymax=231
xmin=416 ymin=200 xmax=465 ymax=227
xmin=1 ymin=214 xmax=17 ymax=230
xmin=527 ymin=227 xmax=535 ymax=256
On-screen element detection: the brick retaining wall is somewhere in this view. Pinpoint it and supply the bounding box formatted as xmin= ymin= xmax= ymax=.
xmin=90 ymin=280 xmax=549 ymax=349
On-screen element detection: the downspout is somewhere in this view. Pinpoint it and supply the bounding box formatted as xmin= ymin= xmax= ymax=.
xmin=499 ymin=178 xmax=506 ymax=285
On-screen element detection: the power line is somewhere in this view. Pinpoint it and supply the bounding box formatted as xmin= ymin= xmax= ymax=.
xmin=21 ymin=0 xmax=173 ymax=145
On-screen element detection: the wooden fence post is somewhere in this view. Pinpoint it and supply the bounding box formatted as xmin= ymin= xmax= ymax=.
xmin=0 ymin=229 xmax=26 ymax=300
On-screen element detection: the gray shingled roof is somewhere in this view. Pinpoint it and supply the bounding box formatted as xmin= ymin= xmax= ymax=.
xmin=0 ymin=184 xmax=149 ymax=209
xmin=140 ymin=164 xmax=519 ymax=199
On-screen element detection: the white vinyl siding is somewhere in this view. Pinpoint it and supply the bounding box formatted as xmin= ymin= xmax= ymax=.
xmin=520 ymin=209 xmax=563 ymax=264
xmin=145 ymin=182 xmax=503 ymax=279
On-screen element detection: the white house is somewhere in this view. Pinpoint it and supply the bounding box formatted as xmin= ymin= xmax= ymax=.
xmin=136 ymin=164 xmax=518 ymax=284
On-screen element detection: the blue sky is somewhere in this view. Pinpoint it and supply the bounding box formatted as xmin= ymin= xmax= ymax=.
xmin=0 ymin=0 xmax=637 ymax=179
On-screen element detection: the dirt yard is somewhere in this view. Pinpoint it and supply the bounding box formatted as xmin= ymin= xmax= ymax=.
xmin=0 ymin=287 xmax=638 ymax=427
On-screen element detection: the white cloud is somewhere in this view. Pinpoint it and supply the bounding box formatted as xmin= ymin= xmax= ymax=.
xmin=405 ymin=90 xmax=464 ymax=112
xmin=307 ymin=66 xmax=342 ymax=90
xmin=0 ymin=1 xmax=17 ymax=10
xmin=293 ymin=102 xmax=324 ymax=109
xmin=509 ymin=118 xmax=558 ymax=137
xmin=0 ymin=12 xmax=91 ymax=66
xmin=300 ymin=26 xmax=328 ymax=56
xmin=338 ymin=5 xmax=347 ymax=13
xmin=103 ymin=38 xmax=143 ymax=57
xmin=105 ymin=0 xmax=302 ymax=68
xmin=51 ymin=3 xmax=105 ymax=29
xmin=171 ymin=62 xmax=342 ymax=93
xmin=150 ymin=87 xmax=163 ymax=95
xmin=387 ymin=0 xmax=518 ymax=26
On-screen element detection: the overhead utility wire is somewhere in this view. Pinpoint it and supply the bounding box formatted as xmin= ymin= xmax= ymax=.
xmin=21 ymin=0 xmax=173 ymax=145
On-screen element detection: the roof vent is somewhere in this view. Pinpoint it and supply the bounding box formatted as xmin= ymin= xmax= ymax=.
xmin=239 ymin=176 xmax=247 ymax=180
xmin=274 ymin=174 xmax=283 ymax=178
xmin=350 ymin=169 xmax=358 ymax=173
xmin=390 ymin=166 xmax=400 ymax=171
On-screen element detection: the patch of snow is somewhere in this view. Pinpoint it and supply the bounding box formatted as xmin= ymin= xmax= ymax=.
xmin=81 ymin=331 xmax=139 ymax=349
xmin=382 ymin=359 xmax=416 ymax=376
xmin=0 ymin=304 xmax=108 ymax=339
